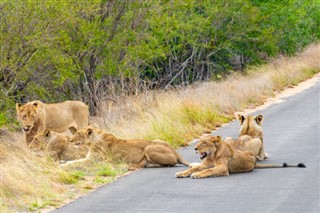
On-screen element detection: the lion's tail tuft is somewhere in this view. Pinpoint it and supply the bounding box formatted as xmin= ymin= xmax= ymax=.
xmin=282 ymin=162 xmax=306 ymax=168
xmin=255 ymin=162 xmax=306 ymax=169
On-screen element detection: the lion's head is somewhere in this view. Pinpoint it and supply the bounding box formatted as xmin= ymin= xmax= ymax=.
xmin=16 ymin=101 xmax=41 ymax=133
xmin=195 ymin=135 xmax=222 ymax=160
xmin=70 ymin=127 xmax=94 ymax=146
xmin=238 ymin=114 xmax=263 ymax=140
xmin=28 ymin=129 xmax=51 ymax=151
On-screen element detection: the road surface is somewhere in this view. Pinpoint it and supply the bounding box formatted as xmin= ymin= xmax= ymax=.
xmin=54 ymin=79 xmax=319 ymax=213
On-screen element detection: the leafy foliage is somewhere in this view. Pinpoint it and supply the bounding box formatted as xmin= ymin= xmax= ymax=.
xmin=0 ymin=0 xmax=318 ymax=123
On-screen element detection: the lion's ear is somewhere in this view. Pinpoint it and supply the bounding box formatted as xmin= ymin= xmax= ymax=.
xmin=44 ymin=129 xmax=51 ymax=137
xmin=16 ymin=103 xmax=23 ymax=112
xmin=69 ymin=126 xmax=77 ymax=135
xmin=238 ymin=114 xmax=245 ymax=125
xmin=255 ymin=115 xmax=263 ymax=125
xmin=217 ymin=135 xmax=222 ymax=140
xmin=33 ymin=101 xmax=39 ymax=109
xmin=86 ymin=128 xmax=93 ymax=136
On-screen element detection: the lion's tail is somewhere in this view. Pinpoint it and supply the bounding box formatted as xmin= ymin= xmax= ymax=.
xmin=176 ymin=152 xmax=190 ymax=166
xmin=255 ymin=163 xmax=306 ymax=169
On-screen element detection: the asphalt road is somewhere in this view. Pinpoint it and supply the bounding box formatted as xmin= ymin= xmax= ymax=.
xmin=54 ymin=79 xmax=319 ymax=213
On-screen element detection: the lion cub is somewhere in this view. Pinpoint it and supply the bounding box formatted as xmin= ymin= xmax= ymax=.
xmin=29 ymin=129 xmax=87 ymax=161
xmin=176 ymin=135 xmax=305 ymax=179
xmin=64 ymin=127 xmax=190 ymax=170
xmin=225 ymin=114 xmax=268 ymax=161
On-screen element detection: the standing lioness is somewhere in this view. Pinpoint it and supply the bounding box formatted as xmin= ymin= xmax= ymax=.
xmin=64 ymin=127 xmax=190 ymax=170
xmin=16 ymin=100 xmax=89 ymax=145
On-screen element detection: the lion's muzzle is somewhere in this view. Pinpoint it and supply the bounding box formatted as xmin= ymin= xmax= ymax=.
xmin=200 ymin=152 xmax=208 ymax=160
xmin=23 ymin=126 xmax=32 ymax=132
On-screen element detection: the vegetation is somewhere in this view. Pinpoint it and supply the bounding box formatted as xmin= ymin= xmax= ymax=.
xmin=1 ymin=0 xmax=319 ymax=118
xmin=1 ymin=43 xmax=319 ymax=212
xmin=0 ymin=0 xmax=319 ymax=212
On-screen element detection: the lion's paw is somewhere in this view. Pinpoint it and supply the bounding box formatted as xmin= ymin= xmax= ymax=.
xmin=256 ymin=156 xmax=264 ymax=161
xmin=190 ymin=172 xmax=204 ymax=179
xmin=175 ymin=171 xmax=189 ymax=178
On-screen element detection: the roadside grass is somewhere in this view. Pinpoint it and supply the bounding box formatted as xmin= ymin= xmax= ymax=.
xmin=0 ymin=43 xmax=319 ymax=212
xmin=0 ymin=136 xmax=127 ymax=212
xmin=102 ymin=44 xmax=320 ymax=145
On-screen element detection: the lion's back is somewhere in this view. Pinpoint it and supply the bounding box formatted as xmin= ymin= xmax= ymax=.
xmin=45 ymin=101 xmax=89 ymax=131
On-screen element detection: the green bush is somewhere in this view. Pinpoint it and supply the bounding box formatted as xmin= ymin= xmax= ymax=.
xmin=0 ymin=0 xmax=318 ymax=119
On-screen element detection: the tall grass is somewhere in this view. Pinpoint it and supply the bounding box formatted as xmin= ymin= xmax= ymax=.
xmin=100 ymin=43 xmax=320 ymax=145
xmin=1 ymin=43 xmax=319 ymax=212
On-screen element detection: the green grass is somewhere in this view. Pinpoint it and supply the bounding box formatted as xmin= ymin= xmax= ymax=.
xmin=180 ymin=103 xmax=232 ymax=127
xmin=58 ymin=171 xmax=85 ymax=184
xmin=143 ymin=102 xmax=233 ymax=148
xmin=29 ymin=198 xmax=51 ymax=212
xmin=96 ymin=165 xmax=118 ymax=177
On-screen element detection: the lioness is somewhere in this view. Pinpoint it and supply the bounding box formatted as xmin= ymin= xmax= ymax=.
xmin=29 ymin=128 xmax=87 ymax=161
xmin=16 ymin=100 xmax=89 ymax=145
xmin=175 ymin=135 xmax=305 ymax=179
xmin=64 ymin=127 xmax=190 ymax=170
xmin=225 ymin=114 xmax=267 ymax=161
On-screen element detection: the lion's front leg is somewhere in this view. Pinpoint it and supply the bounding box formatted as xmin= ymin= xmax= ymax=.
xmin=191 ymin=165 xmax=229 ymax=179
xmin=257 ymin=144 xmax=268 ymax=161
xmin=189 ymin=162 xmax=201 ymax=168
xmin=175 ymin=164 xmax=208 ymax=178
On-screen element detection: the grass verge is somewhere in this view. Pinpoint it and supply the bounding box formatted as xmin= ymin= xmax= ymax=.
xmin=1 ymin=43 xmax=319 ymax=212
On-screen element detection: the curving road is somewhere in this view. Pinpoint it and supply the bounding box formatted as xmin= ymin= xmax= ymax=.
xmin=54 ymin=78 xmax=319 ymax=213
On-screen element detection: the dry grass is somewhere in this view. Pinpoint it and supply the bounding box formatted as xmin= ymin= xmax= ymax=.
xmin=96 ymin=43 xmax=320 ymax=144
xmin=1 ymin=43 xmax=320 ymax=212
xmin=0 ymin=132 xmax=127 ymax=212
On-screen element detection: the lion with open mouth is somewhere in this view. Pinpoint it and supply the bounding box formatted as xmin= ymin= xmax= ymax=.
xmin=175 ymin=135 xmax=305 ymax=179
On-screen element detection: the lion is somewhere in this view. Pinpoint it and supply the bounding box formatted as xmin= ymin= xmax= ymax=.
xmin=16 ymin=100 xmax=89 ymax=145
xmin=175 ymin=135 xmax=305 ymax=179
xmin=63 ymin=127 xmax=190 ymax=170
xmin=29 ymin=128 xmax=88 ymax=161
xmin=225 ymin=114 xmax=268 ymax=161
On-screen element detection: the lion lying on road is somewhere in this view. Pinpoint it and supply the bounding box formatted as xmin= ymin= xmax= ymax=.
xmin=225 ymin=114 xmax=268 ymax=161
xmin=63 ymin=127 xmax=190 ymax=170
xmin=175 ymin=135 xmax=305 ymax=179
xmin=29 ymin=129 xmax=88 ymax=161
xmin=16 ymin=100 xmax=89 ymax=145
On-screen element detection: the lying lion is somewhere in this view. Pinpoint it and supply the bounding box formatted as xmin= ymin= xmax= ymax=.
xmin=225 ymin=114 xmax=268 ymax=161
xmin=64 ymin=127 xmax=190 ymax=170
xmin=175 ymin=135 xmax=305 ymax=179
xmin=16 ymin=100 xmax=89 ymax=145
xmin=29 ymin=129 xmax=87 ymax=161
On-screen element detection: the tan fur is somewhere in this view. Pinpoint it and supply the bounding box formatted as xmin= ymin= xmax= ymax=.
xmin=64 ymin=127 xmax=190 ymax=170
xmin=16 ymin=100 xmax=89 ymax=145
xmin=29 ymin=129 xmax=88 ymax=161
xmin=175 ymin=135 xmax=304 ymax=179
xmin=225 ymin=114 xmax=268 ymax=161
xmin=176 ymin=135 xmax=256 ymax=179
